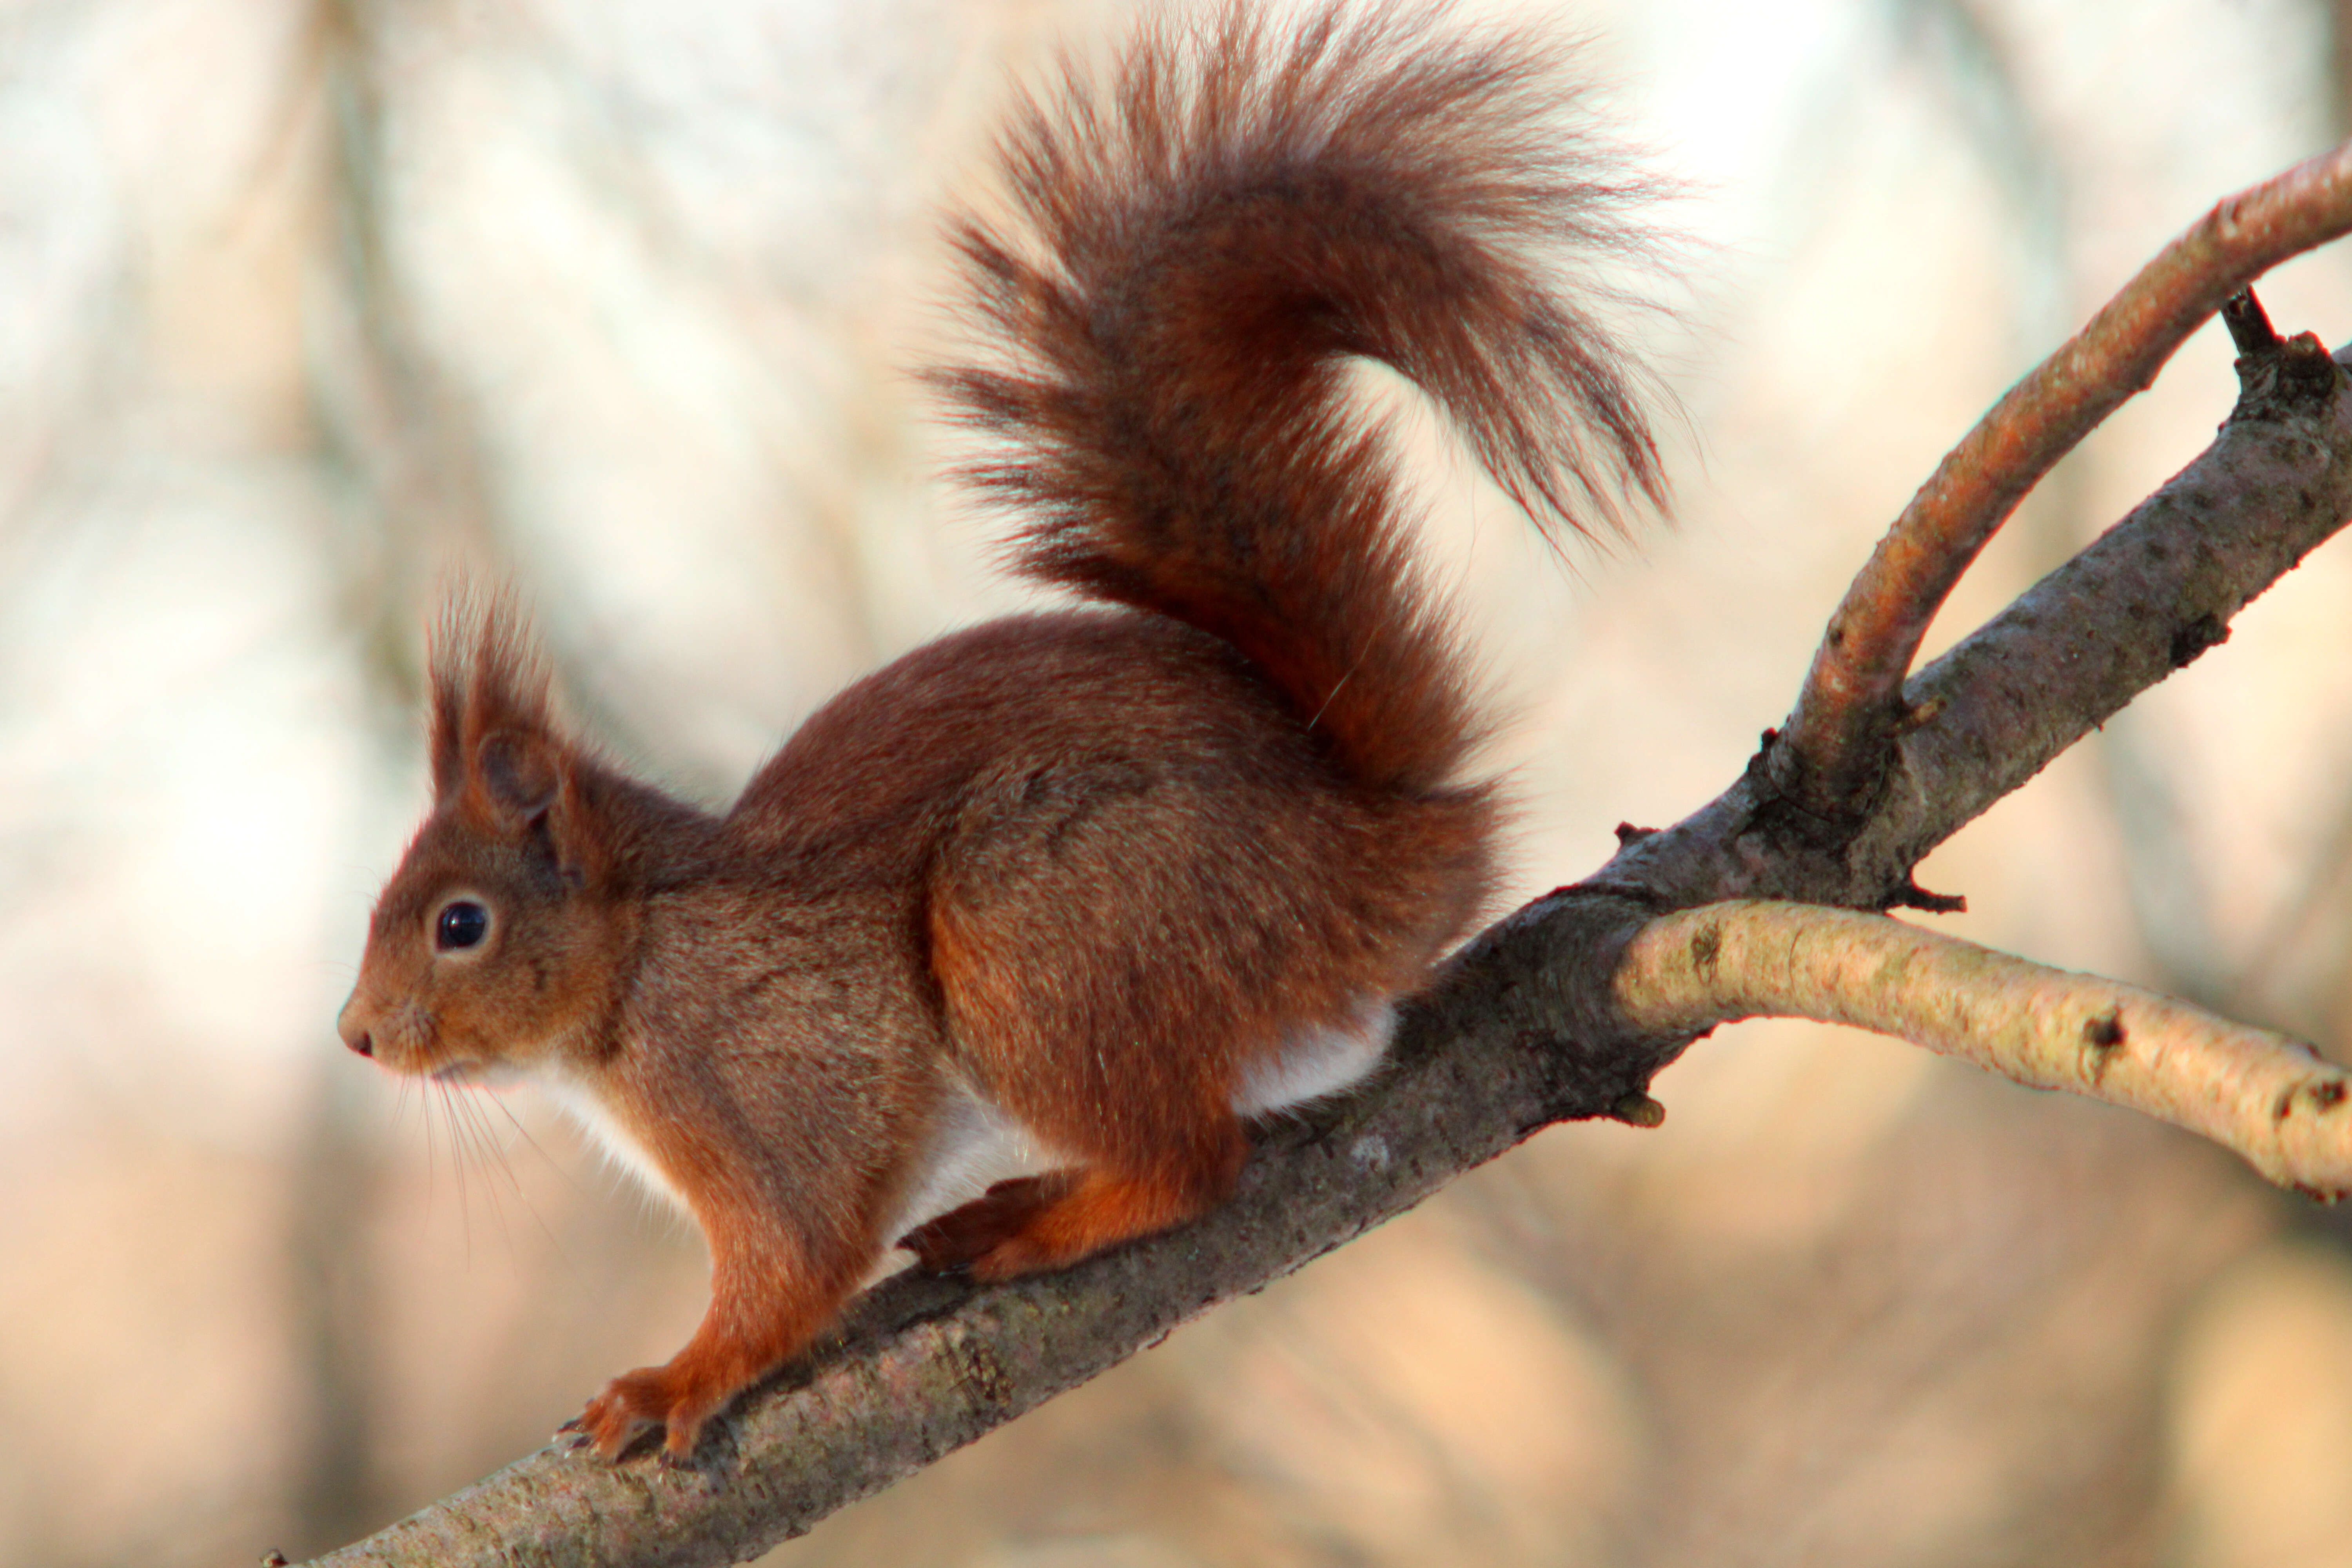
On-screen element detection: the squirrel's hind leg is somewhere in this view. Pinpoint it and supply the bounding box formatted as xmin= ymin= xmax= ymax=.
xmin=897 ymin=1171 xmax=1076 ymax=1272
xmin=897 ymin=1110 xmax=1249 ymax=1281
xmin=903 ymin=1004 xmax=1395 ymax=1279
xmin=916 ymin=733 xmax=1437 ymax=1281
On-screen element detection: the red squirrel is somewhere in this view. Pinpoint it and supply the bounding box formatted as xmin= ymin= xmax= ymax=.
xmin=336 ymin=0 xmax=1666 ymax=1462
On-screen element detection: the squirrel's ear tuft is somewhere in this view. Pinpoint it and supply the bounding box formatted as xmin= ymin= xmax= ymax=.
xmin=428 ymin=589 xmax=610 ymax=879
xmin=429 ymin=586 xmax=553 ymax=800
xmin=428 ymin=637 xmax=468 ymax=801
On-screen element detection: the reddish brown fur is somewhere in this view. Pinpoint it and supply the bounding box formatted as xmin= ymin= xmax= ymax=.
xmin=336 ymin=1 xmax=1665 ymax=1462
xmin=935 ymin=1 xmax=1666 ymax=794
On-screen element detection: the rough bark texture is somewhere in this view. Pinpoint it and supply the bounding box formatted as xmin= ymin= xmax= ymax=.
xmin=302 ymin=342 xmax=2352 ymax=1568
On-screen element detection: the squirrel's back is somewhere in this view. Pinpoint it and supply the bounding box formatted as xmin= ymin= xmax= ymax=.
xmin=932 ymin=0 xmax=1670 ymax=799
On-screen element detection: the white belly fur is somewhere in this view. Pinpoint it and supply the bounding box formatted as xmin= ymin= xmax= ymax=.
xmin=534 ymin=1071 xmax=691 ymax=1215
xmin=1232 ymin=1000 xmax=1396 ymax=1118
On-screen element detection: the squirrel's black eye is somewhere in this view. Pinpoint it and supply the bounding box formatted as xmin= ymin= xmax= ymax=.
xmin=436 ymin=900 xmax=491 ymax=952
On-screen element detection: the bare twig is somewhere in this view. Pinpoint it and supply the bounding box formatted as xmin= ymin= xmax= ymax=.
xmin=1617 ymin=902 xmax=2352 ymax=1200
xmin=1772 ymin=140 xmax=2352 ymax=824
xmin=2222 ymin=287 xmax=2282 ymax=355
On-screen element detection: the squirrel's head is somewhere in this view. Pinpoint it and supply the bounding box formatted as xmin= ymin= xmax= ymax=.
xmin=338 ymin=597 xmax=638 ymax=1083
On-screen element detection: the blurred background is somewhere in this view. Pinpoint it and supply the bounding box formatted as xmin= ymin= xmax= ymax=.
xmin=5 ymin=0 xmax=2352 ymax=1562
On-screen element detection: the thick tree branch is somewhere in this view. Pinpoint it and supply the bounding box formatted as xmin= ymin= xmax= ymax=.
xmin=1596 ymin=336 xmax=2352 ymax=913
xmin=295 ymin=329 xmax=2352 ymax=1568
xmin=1774 ymin=141 xmax=2352 ymax=823
xmin=1617 ymin=902 xmax=2352 ymax=1200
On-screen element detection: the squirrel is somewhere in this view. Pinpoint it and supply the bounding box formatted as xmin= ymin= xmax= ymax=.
xmin=336 ymin=0 xmax=1667 ymax=1463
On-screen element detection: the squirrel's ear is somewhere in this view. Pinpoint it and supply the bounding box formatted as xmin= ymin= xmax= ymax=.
xmin=465 ymin=726 xmax=614 ymax=885
xmin=427 ymin=589 xmax=610 ymax=881
xmin=475 ymin=729 xmax=559 ymax=822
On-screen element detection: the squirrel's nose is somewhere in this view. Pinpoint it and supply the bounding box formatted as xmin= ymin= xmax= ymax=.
xmin=337 ymin=998 xmax=375 ymax=1057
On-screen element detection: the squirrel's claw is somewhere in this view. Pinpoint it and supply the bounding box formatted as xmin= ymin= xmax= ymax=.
xmin=572 ymin=1363 xmax=722 ymax=1462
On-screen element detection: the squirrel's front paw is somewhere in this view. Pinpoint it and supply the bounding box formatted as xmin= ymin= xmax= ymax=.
xmin=566 ymin=1365 xmax=716 ymax=1462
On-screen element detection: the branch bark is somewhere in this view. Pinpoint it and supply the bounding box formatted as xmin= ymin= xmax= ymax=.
xmin=1773 ymin=140 xmax=2352 ymax=822
xmin=1617 ymin=902 xmax=2352 ymax=1200
xmin=1595 ymin=334 xmax=2352 ymax=913
xmin=296 ymin=306 xmax=2352 ymax=1565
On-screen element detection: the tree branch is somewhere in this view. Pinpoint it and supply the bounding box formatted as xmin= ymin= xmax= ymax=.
xmin=1596 ymin=334 xmax=2352 ymax=913
xmin=295 ymin=323 xmax=2352 ymax=1567
xmin=1617 ymin=902 xmax=2352 ymax=1200
xmin=1773 ymin=140 xmax=2352 ymax=823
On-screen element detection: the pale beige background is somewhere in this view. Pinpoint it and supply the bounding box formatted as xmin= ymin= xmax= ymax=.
xmin=3 ymin=0 xmax=2351 ymax=1563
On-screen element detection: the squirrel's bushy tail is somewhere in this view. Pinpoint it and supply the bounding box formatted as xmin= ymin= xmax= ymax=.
xmin=933 ymin=1 xmax=1669 ymax=795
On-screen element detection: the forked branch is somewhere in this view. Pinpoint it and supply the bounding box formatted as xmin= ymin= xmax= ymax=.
xmin=1772 ymin=138 xmax=2352 ymax=823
